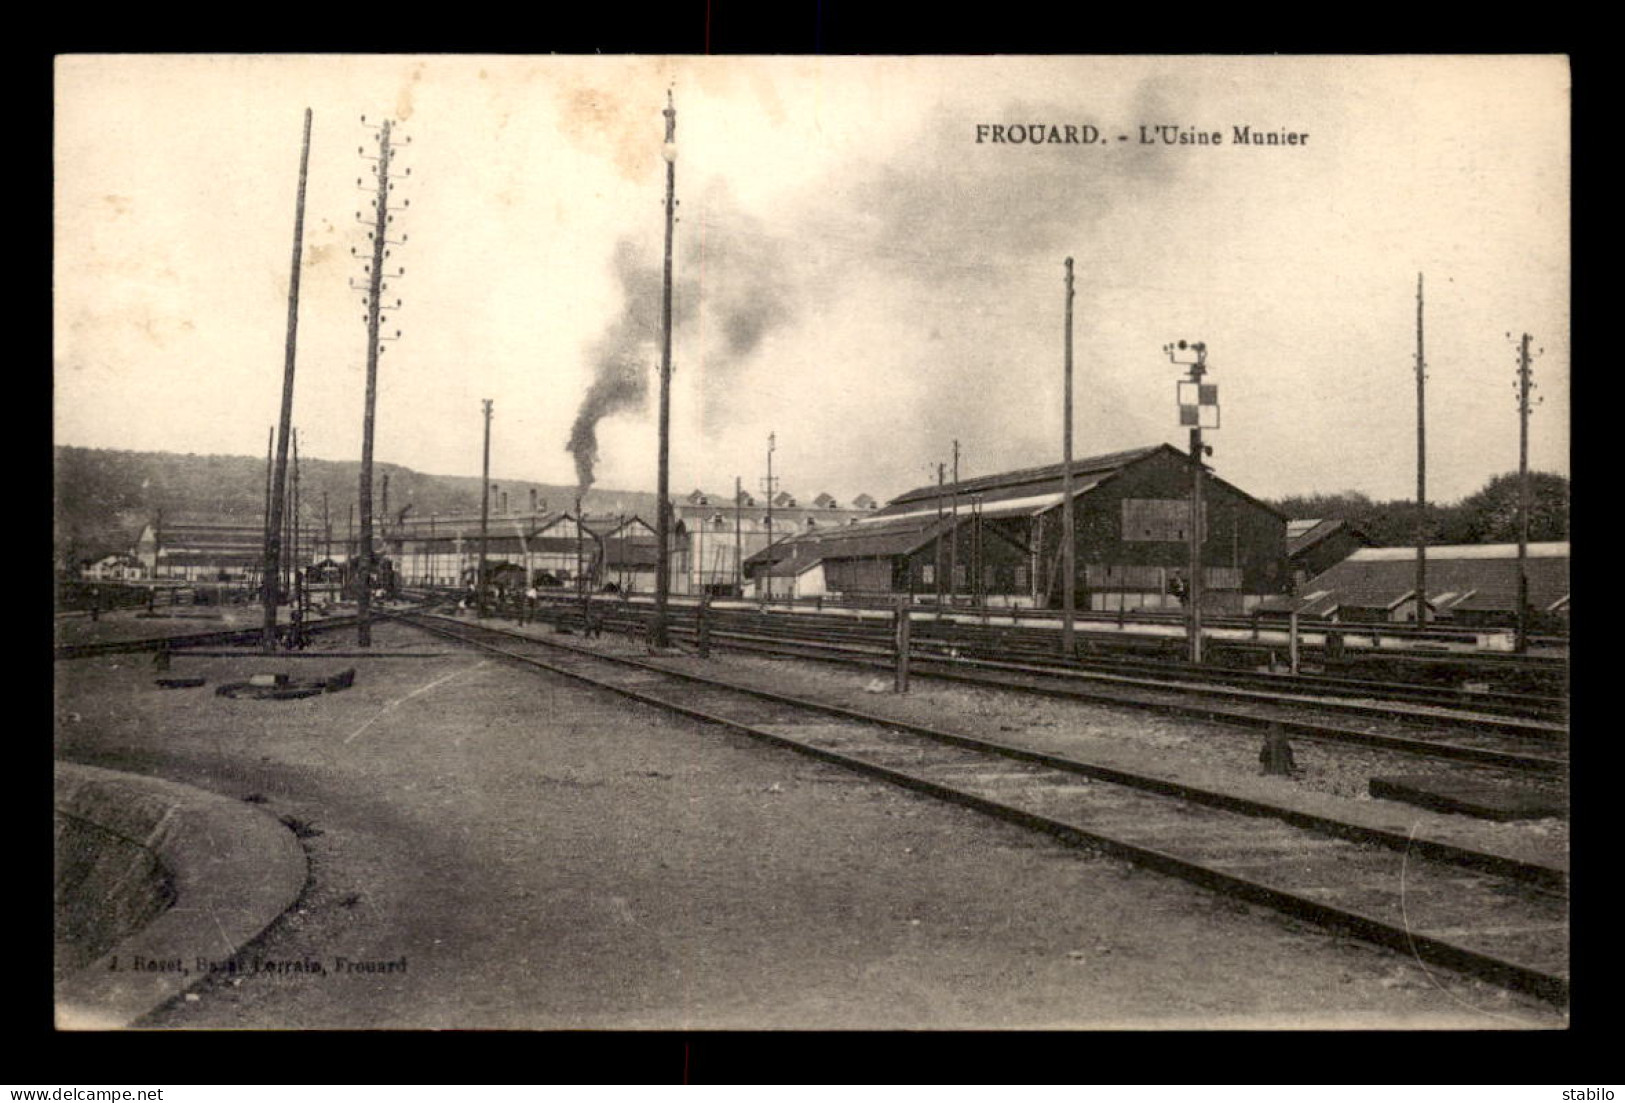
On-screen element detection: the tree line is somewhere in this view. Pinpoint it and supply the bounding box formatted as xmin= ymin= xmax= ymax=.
xmin=1267 ymin=471 xmax=1570 ymax=547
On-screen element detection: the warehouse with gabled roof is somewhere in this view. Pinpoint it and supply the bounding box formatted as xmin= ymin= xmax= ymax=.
xmin=750 ymin=443 xmax=1289 ymax=610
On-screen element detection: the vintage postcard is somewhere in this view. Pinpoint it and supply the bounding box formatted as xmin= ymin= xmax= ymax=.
xmin=53 ymin=55 xmax=1569 ymax=1032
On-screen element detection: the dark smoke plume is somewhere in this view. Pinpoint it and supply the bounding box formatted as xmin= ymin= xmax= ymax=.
xmin=566 ymin=193 xmax=799 ymax=495
xmin=566 ymin=240 xmax=673 ymax=497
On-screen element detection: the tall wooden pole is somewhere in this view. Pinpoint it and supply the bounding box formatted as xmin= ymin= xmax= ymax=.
xmin=357 ymin=117 xmax=395 ymax=647
xmin=1061 ymin=257 xmax=1077 ymax=655
xmin=1414 ymin=273 xmax=1428 ymax=628
xmin=936 ymin=462 xmax=946 ymax=605
xmin=282 ymin=432 xmax=295 ymax=597
xmin=734 ymin=475 xmax=743 ymax=595
xmin=652 ymin=90 xmax=678 ymax=648
xmin=262 ymin=108 xmax=312 ymax=652
xmin=764 ymin=433 xmax=776 ymax=603
xmin=1515 ymin=332 xmax=1534 ymax=652
xmin=260 ymin=426 xmax=274 ymax=592
xmin=949 ymin=440 xmax=960 ymax=605
xmin=290 ymin=428 xmax=300 ymax=615
xmin=478 ymin=399 xmax=493 ymax=617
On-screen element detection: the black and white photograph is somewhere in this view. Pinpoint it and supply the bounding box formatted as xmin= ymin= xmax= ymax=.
xmin=52 ymin=54 xmax=1570 ymax=1032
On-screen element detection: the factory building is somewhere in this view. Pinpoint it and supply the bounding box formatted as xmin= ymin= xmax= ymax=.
xmin=134 ymin=518 xmax=322 ymax=582
xmin=385 ymin=511 xmax=605 ymax=589
xmin=747 ymin=444 xmax=1288 ymax=611
xmin=667 ymin=488 xmax=879 ymax=597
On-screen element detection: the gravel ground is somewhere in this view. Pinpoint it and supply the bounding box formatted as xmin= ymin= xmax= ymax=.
xmin=53 ymin=617 xmax=1566 ymax=1029
xmin=605 ymin=636 xmax=1570 ymax=871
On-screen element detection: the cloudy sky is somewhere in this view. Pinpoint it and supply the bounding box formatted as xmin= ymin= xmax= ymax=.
xmin=55 ymin=55 xmax=1569 ymax=506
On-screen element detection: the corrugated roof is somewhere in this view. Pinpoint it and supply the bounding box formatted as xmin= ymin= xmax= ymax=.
xmin=1347 ymin=543 xmax=1568 ymax=562
xmin=391 ymin=512 xmax=567 ymax=542
xmin=1263 ymin=546 xmax=1569 ymax=616
xmin=747 ymin=514 xmax=958 ymax=563
xmin=1286 ymin=518 xmax=1369 ymax=559
xmin=886 ymin=445 xmax=1163 ymax=509
xmin=859 ymin=485 xmax=1100 ymax=526
xmin=758 ymin=557 xmax=823 ymax=578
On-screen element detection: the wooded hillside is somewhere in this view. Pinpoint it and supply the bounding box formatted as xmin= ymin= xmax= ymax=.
xmin=52 ymin=446 xmax=662 ymax=567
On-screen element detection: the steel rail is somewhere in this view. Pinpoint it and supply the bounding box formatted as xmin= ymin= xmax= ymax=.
xmin=398 ymin=613 xmax=1568 ymax=1006
xmin=528 ymin=595 xmax=1569 ymax=719
xmin=525 ymin=605 xmax=1567 ymax=776
xmin=52 ymin=603 xmax=437 ymax=661
xmin=666 ymin=618 xmax=1567 ymax=740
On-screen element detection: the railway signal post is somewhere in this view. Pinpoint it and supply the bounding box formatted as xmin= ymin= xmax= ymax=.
xmin=1165 ymin=340 xmax=1217 ymax=664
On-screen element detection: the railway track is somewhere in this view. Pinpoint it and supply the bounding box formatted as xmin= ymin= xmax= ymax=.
xmin=529 ymin=598 xmax=1568 ymax=721
xmin=398 ymin=611 xmax=1569 ymax=1007
xmin=527 ymin=602 xmax=1568 ymax=778
xmin=51 ymin=606 xmax=425 ymax=661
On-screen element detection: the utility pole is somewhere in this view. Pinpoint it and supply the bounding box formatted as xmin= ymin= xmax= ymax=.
xmin=734 ymin=475 xmax=743 ymax=595
xmin=1061 ymin=257 xmax=1077 ymax=655
xmin=353 ymin=112 xmax=409 ymax=647
xmin=575 ymin=494 xmax=585 ymax=602
xmin=1167 ymin=340 xmax=1216 ymax=664
xmin=949 ymin=439 xmax=960 ymax=606
xmin=283 ymin=429 xmax=298 ymax=599
xmin=652 ymin=89 xmax=679 ymax=649
xmin=290 ymin=428 xmax=301 ymax=619
xmin=972 ymin=494 xmax=984 ymax=606
xmin=154 ymin=508 xmax=164 ymax=585
xmin=262 ymin=108 xmax=312 ymax=653
xmin=936 ymin=462 xmax=946 ymax=605
xmin=762 ymin=432 xmax=779 ymax=603
xmin=478 ymin=399 xmax=493 ymax=617
xmin=1414 ymin=273 xmax=1428 ymax=629
xmin=1513 ymin=331 xmax=1542 ymax=652
xmin=260 ymin=426 xmax=274 ymax=594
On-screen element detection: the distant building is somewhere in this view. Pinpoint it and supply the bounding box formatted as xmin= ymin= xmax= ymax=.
xmin=1286 ymin=518 xmax=1372 ymax=589
xmin=80 ymin=553 xmax=147 ymax=582
xmin=1258 ymin=542 xmax=1569 ymax=628
xmin=135 ymin=518 xmax=321 ymax=582
xmin=666 ymin=490 xmax=879 ymax=597
xmin=386 ymin=511 xmax=594 ymax=589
